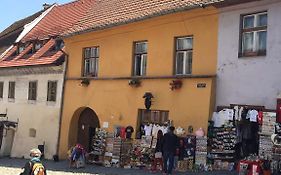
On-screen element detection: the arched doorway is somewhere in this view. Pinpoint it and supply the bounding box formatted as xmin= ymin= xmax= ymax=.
xmin=69 ymin=107 xmax=100 ymax=152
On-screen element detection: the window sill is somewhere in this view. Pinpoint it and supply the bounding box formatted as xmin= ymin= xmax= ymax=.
xmin=175 ymin=73 xmax=192 ymax=76
xmin=70 ymin=74 xmax=215 ymax=81
xmin=83 ymin=74 xmax=98 ymax=78
xmin=46 ymin=101 xmax=56 ymax=106
xmin=132 ymin=75 xmax=146 ymax=78
xmin=238 ymin=51 xmax=266 ymax=58
xmin=28 ymin=100 xmax=37 ymax=104
xmin=8 ymin=98 xmax=15 ymax=103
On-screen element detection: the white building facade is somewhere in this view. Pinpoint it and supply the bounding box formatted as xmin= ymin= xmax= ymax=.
xmin=216 ymin=0 xmax=281 ymax=109
xmin=0 ymin=65 xmax=65 ymax=159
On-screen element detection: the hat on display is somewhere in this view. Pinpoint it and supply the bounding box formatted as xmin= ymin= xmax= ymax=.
xmin=271 ymin=134 xmax=281 ymax=146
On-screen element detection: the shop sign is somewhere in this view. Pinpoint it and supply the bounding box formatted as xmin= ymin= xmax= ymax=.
xmin=197 ymin=83 xmax=206 ymax=88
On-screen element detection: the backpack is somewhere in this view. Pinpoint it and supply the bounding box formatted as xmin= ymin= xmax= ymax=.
xmin=31 ymin=162 xmax=45 ymax=175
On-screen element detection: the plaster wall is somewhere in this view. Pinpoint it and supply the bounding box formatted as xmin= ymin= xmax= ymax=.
xmin=0 ymin=68 xmax=64 ymax=159
xmin=59 ymin=7 xmax=219 ymax=158
xmin=216 ymin=0 xmax=281 ymax=109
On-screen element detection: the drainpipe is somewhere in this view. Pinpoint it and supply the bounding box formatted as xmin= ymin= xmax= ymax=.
xmin=55 ymin=53 xmax=68 ymax=160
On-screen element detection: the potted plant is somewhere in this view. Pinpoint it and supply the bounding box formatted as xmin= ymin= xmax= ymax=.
xmin=128 ymin=79 xmax=141 ymax=87
xmin=81 ymin=78 xmax=90 ymax=86
xmin=169 ymin=79 xmax=182 ymax=90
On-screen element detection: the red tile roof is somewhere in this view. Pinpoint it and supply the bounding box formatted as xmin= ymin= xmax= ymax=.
xmin=0 ymin=39 xmax=64 ymax=68
xmin=64 ymin=0 xmax=224 ymax=37
xmin=22 ymin=0 xmax=95 ymax=42
xmin=0 ymin=8 xmax=46 ymax=55
xmin=0 ymin=0 xmax=94 ymax=68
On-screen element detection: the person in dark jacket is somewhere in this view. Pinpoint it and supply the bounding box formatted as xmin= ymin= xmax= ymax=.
xmin=20 ymin=148 xmax=47 ymax=175
xmin=162 ymin=126 xmax=179 ymax=175
xmin=152 ymin=130 xmax=164 ymax=172
xmin=155 ymin=130 xmax=164 ymax=153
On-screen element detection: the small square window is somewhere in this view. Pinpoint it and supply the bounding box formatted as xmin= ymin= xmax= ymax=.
xmin=29 ymin=128 xmax=36 ymax=137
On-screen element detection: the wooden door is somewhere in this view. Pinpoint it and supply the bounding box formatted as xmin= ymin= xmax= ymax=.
xmin=77 ymin=108 xmax=100 ymax=152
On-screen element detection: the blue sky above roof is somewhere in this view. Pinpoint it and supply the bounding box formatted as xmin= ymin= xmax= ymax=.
xmin=0 ymin=0 xmax=72 ymax=32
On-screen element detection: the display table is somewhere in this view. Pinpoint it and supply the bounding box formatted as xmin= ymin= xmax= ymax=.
xmin=237 ymin=160 xmax=263 ymax=175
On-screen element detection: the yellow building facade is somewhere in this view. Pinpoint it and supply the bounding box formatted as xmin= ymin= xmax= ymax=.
xmin=59 ymin=7 xmax=218 ymax=158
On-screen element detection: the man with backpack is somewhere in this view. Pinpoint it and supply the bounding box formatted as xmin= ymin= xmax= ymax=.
xmin=20 ymin=148 xmax=47 ymax=175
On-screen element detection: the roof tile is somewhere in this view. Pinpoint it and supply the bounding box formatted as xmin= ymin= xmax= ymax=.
xmin=22 ymin=0 xmax=95 ymax=42
xmin=64 ymin=0 xmax=223 ymax=36
xmin=0 ymin=39 xmax=63 ymax=68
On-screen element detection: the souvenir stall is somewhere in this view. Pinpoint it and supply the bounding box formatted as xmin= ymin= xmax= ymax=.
xmin=208 ymin=121 xmax=236 ymax=171
xmin=85 ymin=122 xmax=211 ymax=173
xmin=82 ymin=102 xmax=280 ymax=174
xmin=271 ymin=123 xmax=281 ymax=174
xmin=88 ymin=128 xmax=107 ymax=164
xmin=195 ymin=136 xmax=208 ymax=170
xmin=209 ymin=104 xmax=281 ymax=174
xmin=177 ymin=135 xmax=196 ymax=172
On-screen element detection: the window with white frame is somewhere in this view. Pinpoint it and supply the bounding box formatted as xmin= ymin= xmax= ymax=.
xmin=133 ymin=41 xmax=147 ymax=76
xmin=18 ymin=46 xmax=25 ymax=53
xmin=0 ymin=82 xmax=3 ymax=98
xmin=83 ymin=47 xmax=99 ymax=77
xmin=175 ymin=36 xmax=193 ymax=75
xmin=34 ymin=42 xmax=42 ymax=52
xmin=240 ymin=12 xmax=267 ymax=57
xmin=47 ymin=81 xmax=57 ymax=102
xmin=8 ymin=81 xmax=15 ymax=99
xmin=28 ymin=81 xmax=37 ymax=101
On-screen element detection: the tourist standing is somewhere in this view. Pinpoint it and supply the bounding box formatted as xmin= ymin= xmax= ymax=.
xmin=162 ymin=126 xmax=179 ymax=175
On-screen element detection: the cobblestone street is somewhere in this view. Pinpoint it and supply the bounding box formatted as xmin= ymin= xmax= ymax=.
xmin=0 ymin=157 xmax=238 ymax=175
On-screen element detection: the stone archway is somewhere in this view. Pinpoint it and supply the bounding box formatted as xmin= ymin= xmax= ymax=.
xmin=68 ymin=107 xmax=100 ymax=152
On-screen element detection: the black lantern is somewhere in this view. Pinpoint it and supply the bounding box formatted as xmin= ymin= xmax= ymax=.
xmin=143 ymin=92 xmax=154 ymax=110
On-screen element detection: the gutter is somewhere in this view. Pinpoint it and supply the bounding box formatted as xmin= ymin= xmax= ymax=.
xmin=55 ymin=52 xmax=68 ymax=159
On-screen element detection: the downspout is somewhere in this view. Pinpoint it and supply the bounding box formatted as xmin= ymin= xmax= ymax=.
xmin=56 ymin=53 xmax=68 ymax=159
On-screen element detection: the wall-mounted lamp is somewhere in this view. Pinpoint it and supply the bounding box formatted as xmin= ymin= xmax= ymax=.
xmin=143 ymin=92 xmax=154 ymax=110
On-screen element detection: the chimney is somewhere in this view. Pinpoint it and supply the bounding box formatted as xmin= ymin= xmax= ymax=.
xmin=43 ymin=3 xmax=51 ymax=10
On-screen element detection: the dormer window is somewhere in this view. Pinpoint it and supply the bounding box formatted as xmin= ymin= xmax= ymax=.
xmin=34 ymin=43 xmax=42 ymax=51
xmin=55 ymin=40 xmax=64 ymax=50
xmin=18 ymin=45 xmax=25 ymax=54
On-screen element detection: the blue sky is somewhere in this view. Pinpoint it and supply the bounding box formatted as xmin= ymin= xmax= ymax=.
xmin=0 ymin=0 xmax=72 ymax=32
